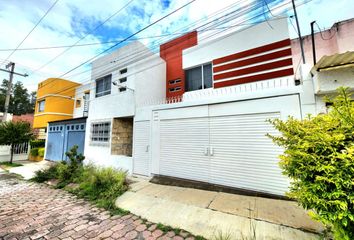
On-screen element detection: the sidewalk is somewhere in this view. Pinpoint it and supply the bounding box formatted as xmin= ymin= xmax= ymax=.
xmin=7 ymin=160 xmax=52 ymax=179
xmin=116 ymin=177 xmax=324 ymax=240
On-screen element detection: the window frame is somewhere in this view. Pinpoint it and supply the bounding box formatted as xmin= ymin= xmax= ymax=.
xmin=38 ymin=100 xmax=45 ymax=112
xmin=95 ymin=74 xmax=112 ymax=98
xmin=90 ymin=121 xmax=111 ymax=145
xmin=185 ymin=62 xmax=213 ymax=92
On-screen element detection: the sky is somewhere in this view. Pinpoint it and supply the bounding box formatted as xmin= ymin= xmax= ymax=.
xmin=0 ymin=0 xmax=353 ymax=92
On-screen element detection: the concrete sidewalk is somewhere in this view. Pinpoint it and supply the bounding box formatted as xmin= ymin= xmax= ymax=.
xmin=116 ymin=178 xmax=324 ymax=240
xmin=7 ymin=160 xmax=52 ymax=179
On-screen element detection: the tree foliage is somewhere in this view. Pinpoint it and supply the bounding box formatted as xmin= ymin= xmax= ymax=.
xmin=268 ymin=87 xmax=354 ymax=240
xmin=0 ymin=79 xmax=36 ymax=114
xmin=0 ymin=121 xmax=33 ymax=163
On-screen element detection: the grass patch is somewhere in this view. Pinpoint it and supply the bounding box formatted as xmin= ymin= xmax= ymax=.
xmin=0 ymin=161 xmax=23 ymax=170
xmin=156 ymin=223 xmax=182 ymax=234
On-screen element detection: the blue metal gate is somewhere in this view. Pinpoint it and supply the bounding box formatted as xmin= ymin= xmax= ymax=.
xmin=46 ymin=118 xmax=86 ymax=161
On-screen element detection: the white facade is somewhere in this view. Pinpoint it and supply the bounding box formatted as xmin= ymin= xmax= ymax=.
xmin=73 ymin=83 xmax=91 ymax=118
xmin=83 ymin=41 xmax=165 ymax=172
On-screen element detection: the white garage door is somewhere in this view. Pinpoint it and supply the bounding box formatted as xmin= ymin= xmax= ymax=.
xmin=133 ymin=121 xmax=150 ymax=176
xmin=209 ymin=112 xmax=288 ymax=195
xmin=160 ymin=117 xmax=210 ymax=182
xmin=154 ymin=94 xmax=301 ymax=196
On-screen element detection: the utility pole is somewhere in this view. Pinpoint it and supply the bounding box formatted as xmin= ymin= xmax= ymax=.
xmin=1 ymin=62 xmax=28 ymax=122
xmin=292 ymin=0 xmax=306 ymax=64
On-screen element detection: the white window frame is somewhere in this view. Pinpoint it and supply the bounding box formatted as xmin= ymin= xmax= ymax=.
xmin=90 ymin=121 xmax=111 ymax=145
xmin=95 ymin=74 xmax=112 ymax=98
xmin=38 ymin=100 xmax=45 ymax=112
xmin=185 ymin=62 xmax=213 ymax=92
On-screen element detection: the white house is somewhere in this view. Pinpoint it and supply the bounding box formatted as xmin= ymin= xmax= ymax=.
xmin=73 ymin=17 xmax=354 ymax=197
xmin=83 ymin=41 xmax=165 ymax=171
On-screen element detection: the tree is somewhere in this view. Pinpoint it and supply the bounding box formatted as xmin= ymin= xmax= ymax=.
xmin=0 ymin=80 xmax=35 ymax=114
xmin=0 ymin=121 xmax=33 ymax=164
xmin=268 ymin=87 xmax=354 ymax=240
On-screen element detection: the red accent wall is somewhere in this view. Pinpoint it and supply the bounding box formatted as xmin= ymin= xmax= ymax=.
xmin=160 ymin=31 xmax=198 ymax=98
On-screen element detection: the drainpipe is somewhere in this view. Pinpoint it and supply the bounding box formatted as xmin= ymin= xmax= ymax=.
xmin=311 ymin=21 xmax=317 ymax=66
xmin=292 ymin=0 xmax=306 ymax=64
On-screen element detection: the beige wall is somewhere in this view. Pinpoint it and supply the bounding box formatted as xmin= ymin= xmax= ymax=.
xmin=111 ymin=118 xmax=133 ymax=157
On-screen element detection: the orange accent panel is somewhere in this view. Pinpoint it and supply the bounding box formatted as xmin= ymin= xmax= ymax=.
xmin=160 ymin=31 xmax=198 ymax=98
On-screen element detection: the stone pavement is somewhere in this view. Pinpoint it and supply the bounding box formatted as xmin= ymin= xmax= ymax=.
xmin=116 ymin=178 xmax=324 ymax=240
xmin=0 ymin=173 xmax=196 ymax=240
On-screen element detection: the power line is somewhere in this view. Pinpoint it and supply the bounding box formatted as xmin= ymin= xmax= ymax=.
xmin=59 ymin=0 xmax=197 ymax=78
xmin=31 ymin=0 xmax=135 ymax=74
xmin=0 ymin=0 xmax=60 ymax=67
xmin=33 ymin=0 xmax=247 ymax=90
xmin=50 ymin=0 xmax=306 ymax=100
xmin=38 ymin=0 xmax=311 ymax=99
xmin=315 ymin=22 xmax=337 ymax=40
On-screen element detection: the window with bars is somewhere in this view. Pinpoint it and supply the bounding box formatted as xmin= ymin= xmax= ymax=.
xmin=91 ymin=122 xmax=111 ymax=143
xmin=95 ymin=74 xmax=112 ymax=97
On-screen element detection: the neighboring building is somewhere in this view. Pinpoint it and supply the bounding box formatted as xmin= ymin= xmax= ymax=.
xmin=33 ymin=78 xmax=81 ymax=139
xmin=12 ymin=113 xmax=34 ymax=125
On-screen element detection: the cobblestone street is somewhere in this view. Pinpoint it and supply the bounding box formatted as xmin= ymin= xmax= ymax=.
xmin=0 ymin=173 xmax=196 ymax=240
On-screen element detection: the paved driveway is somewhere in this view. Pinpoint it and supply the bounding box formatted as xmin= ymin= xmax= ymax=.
xmin=0 ymin=173 xmax=194 ymax=240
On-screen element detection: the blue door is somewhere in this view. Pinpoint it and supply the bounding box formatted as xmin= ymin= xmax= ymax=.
xmin=64 ymin=123 xmax=86 ymax=160
xmin=46 ymin=125 xmax=65 ymax=161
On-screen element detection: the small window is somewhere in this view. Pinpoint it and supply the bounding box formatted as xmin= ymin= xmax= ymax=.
xmin=169 ymin=87 xmax=181 ymax=92
xmin=120 ymin=68 xmax=127 ymax=74
xmin=76 ymin=99 xmax=81 ymax=108
xmin=71 ymin=125 xmax=74 ymax=130
xmin=81 ymin=124 xmax=84 ymax=130
xmin=60 ymin=126 xmax=63 ymax=131
xmin=76 ymin=125 xmax=79 ymax=130
xmin=119 ymin=77 xmax=127 ymax=83
xmin=185 ymin=63 xmax=212 ymax=92
xmin=95 ymin=74 xmax=112 ymax=98
xmin=50 ymin=127 xmax=52 ymax=131
xmin=38 ymin=100 xmax=45 ymax=112
xmin=91 ymin=122 xmax=111 ymax=143
xmin=67 ymin=126 xmax=70 ymax=130
xmin=169 ymin=79 xmax=181 ymax=85
xmin=119 ymin=87 xmax=127 ymax=92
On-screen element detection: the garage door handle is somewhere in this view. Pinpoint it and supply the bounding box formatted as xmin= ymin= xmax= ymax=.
xmin=146 ymin=145 xmax=149 ymax=152
xmin=204 ymin=147 xmax=209 ymax=156
xmin=210 ymin=147 xmax=214 ymax=156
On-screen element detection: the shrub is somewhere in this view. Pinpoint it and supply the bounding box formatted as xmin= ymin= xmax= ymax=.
xmin=32 ymin=164 xmax=59 ymax=183
xmin=268 ymin=87 xmax=354 ymax=240
xmin=76 ymin=165 xmax=128 ymax=209
xmin=38 ymin=147 xmax=45 ymax=157
xmin=30 ymin=148 xmax=39 ymax=157
xmin=30 ymin=139 xmax=45 ymax=148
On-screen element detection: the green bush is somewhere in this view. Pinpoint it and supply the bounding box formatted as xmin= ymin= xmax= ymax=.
xmin=32 ymin=164 xmax=59 ymax=183
xmin=268 ymin=87 xmax=354 ymax=240
xmin=76 ymin=165 xmax=128 ymax=209
xmin=30 ymin=139 xmax=45 ymax=148
xmin=38 ymin=147 xmax=45 ymax=157
xmin=30 ymin=147 xmax=39 ymax=157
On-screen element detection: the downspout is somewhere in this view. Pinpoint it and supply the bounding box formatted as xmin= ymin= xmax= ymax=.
xmin=311 ymin=21 xmax=317 ymax=66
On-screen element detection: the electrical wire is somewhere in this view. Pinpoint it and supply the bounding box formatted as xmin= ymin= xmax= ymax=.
xmin=36 ymin=0 xmax=312 ymax=101
xmin=48 ymin=0 xmax=306 ymax=101
xmin=59 ymin=0 xmax=197 ymax=78
xmin=0 ymin=0 xmax=60 ymax=67
xmin=315 ymin=22 xmax=337 ymax=40
xmin=31 ymin=0 xmax=135 ymax=75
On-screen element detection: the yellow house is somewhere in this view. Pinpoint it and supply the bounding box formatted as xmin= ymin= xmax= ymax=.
xmin=33 ymin=78 xmax=81 ymax=138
